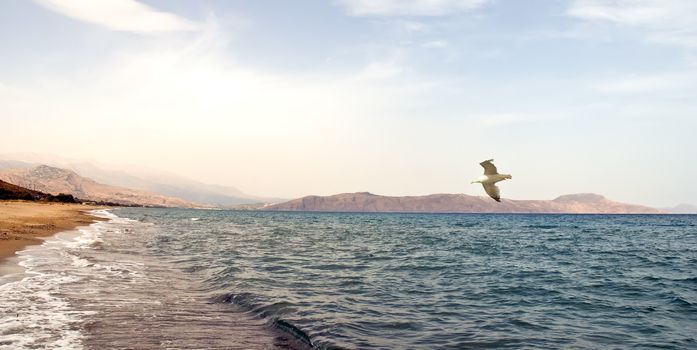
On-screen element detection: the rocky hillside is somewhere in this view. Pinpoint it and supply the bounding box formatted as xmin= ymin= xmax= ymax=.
xmin=0 ymin=179 xmax=76 ymax=203
xmin=263 ymin=192 xmax=661 ymax=214
xmin=0 ymin=165 xmax=201 ymax=208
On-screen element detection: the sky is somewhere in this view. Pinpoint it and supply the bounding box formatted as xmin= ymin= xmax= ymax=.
xmin=1 ymin=0 xmax=696 ymax=206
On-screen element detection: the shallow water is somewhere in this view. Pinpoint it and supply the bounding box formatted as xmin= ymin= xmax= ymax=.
xmin=1 ymin=209 xmax=696 ymax=349
xmin=0 ymin=210 xmax=308 ymax=350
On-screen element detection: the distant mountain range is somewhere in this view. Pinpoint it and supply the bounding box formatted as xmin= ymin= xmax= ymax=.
xmin=1 ymin=157 xmax=693 ymax=213
xmin=661 ymin=203 xmax=697 ymax=214
xmin=0 ymin=165 xmax=200 ymax=208
xmin=0 ymin=159 xmax=284 ymax=207
xmin=263 ymin=192 xmax=663 ymax=214
xmin=64 ymin=162 xmax=285 ymax=206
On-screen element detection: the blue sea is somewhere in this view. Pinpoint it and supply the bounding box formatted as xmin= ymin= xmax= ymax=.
xmin=1 ymin=209 xmax=696 ymax=349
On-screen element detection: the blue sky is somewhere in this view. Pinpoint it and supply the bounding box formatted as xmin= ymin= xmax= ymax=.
xmin=1 ymin=0 xmax=696 ymax=206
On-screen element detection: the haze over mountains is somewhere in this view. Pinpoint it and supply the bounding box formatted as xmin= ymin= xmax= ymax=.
xmin=0 ymin=165 xmax=200 ymax=208
xmin=264 ymin=192 xmax=663 ymax=214
xmin=0 ymin=158 xmax=283 ymax=207
xmin=0 ymin=157 xmax=693 ymax=213
xmin=661 ymin=204 xmax=697 ymax=214
xmin=66 ymin=162 xmax=284 ymax=207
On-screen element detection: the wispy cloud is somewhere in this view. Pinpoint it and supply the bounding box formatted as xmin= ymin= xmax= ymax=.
xmin=568 ymin=0 xmax=697 ymax=47
xmin=423 ymin=40 xmax=448 ymax=48
xmin=390 ymin=20 xmax=430 ymax=33
xmin=34 ymin=0 xmax=200 ymax=33
xmin=0 ymin=26 xmax=439 ymax=149
xmin=354 ymin=61 xmax=405 ymax=80
xmin=593 ymin=73 xmax=692 ymax=94
xmin=336 ymin=0 xmax=490 ymax=17
xmin=476 ymin=112 xmax=557 ymax=127
xmin=0 ymin=24 xmax=456 ymax=197
xmin=569 ymin=0 xmax=671 ymax=24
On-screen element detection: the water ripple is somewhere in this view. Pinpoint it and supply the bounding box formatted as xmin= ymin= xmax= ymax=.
xmin=109 ymin=210 xmax=697 ymax=349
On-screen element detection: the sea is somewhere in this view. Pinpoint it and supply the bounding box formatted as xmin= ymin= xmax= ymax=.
xmin=1 ymin=208 xmax=696 ymax=349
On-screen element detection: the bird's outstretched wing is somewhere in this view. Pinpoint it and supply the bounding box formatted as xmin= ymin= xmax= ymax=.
xmin=480 ymin=159 xmax=498 ymax=175
xmin=482 ymin=183 xmax=501 ymax=202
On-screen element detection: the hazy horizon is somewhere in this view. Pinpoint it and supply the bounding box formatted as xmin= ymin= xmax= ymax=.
xmin=2 ymin=0 xmax=696 ymax=207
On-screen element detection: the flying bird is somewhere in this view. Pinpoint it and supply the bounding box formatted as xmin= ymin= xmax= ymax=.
xmin=471 ymin=159 xmax=512 ymax=202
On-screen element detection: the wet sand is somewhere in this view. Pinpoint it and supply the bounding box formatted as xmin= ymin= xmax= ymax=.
xmin=0 ymin=201 xmax=104 ymax=263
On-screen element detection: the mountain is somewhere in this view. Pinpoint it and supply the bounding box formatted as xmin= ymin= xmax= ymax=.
xmin=66 ymin=162 xmax=284 ymax=207
xmin=263 ymin=192 xmax=662 ymax=214
xmin=0 ymin=158 xmax=283 ymax=207
xmin=0 ymin=165 xmax=201 ymax=208
xmin=0 ymin=179 xmax=76 ymax=203
xmin=661 ymin=203 xmax=697 ymax=214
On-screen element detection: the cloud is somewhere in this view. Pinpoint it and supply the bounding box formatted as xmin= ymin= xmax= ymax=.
xmin=568 ymin=0 xmax=697 ymax=47
xmin=476 ymin=113 xmax=556 ymax=127
xmin=393 ymin=20 xmax=430 ymax=32
xmin=34 ymin=0 xmax=199 ymax=33
xmin=0 ymin=25 xmax=439 ymax=147
xmin=569 ymin=0 xmax=671 ymax=24
xmin=423 ymin=40 xmax=448 ymax=48
xmin=0 ymin=24 xmax=459 ymax=197
xmin=336 ymin=0 xmax=490 ymax=16
xmin=354 ymin=61 xmax=405 ymax=80
xmin=593 ymin=73 xmax=691 ymax=94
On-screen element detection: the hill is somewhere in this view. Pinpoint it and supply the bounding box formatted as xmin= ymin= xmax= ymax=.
xmin=0 ymin=165 xmax=201 ymax=208
xmin=263 ymin=192 xmax=661 ymax=214
xmin=0 ymin=179 xmax=76 ymax=203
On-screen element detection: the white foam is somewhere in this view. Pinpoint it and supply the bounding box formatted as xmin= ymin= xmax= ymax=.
xmin=0 ymin=210 xmax=123 ymax=350
xmin=89 ymin=209 xmax=119 ymax=220
xmin=0 ymin=273 xmax=92 ymax=349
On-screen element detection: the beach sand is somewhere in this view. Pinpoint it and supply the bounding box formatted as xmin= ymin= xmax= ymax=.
xmin=0 ymin=201 xmax=104 ymax=263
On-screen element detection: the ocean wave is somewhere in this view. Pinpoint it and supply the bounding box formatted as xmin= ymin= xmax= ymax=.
xmin=17 ymin=208 xmax=691 ymax=350
xmin=211 ymin=292 xmax=336 ymax=349
xmin=0 ymin=211 xmax=116 ymax=349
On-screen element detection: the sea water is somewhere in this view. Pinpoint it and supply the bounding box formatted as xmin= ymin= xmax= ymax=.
xmin=1 ymin=209 xmax=696 ymax=349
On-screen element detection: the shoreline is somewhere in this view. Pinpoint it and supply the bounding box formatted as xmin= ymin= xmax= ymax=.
xmin=0 ymin=200 xmax=105 ymax=266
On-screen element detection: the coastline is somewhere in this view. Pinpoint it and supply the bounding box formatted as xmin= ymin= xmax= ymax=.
xmin=0 ymin=201 xmax=105 ymax=265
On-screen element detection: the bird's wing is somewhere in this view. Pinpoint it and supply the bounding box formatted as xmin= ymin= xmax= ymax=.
xmin=480 ymin=159 xmax=498 ymax=175
xmin=482 ymin=183 xmax=501 ymax=202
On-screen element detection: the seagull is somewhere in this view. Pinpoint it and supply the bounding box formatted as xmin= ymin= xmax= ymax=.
xmin=471 ymin=159 xmax=512 ymax=202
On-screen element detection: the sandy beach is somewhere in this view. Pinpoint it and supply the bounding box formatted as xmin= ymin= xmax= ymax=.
xmin=0 ymin=201 xmax=104 ymax=263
